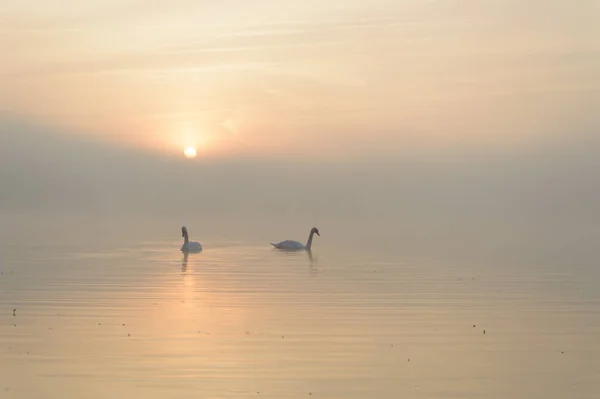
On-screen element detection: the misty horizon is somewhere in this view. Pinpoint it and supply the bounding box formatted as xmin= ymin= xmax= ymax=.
xmin=1 ymin=115 xmax=599 ymax=261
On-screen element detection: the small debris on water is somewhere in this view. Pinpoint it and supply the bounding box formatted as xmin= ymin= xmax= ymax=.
xmin=12 ymin=309 xmax=16 ymax=316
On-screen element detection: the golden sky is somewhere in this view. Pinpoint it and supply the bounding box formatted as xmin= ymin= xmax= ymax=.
xmin=1 ymin=0 xmax=599 ymax=159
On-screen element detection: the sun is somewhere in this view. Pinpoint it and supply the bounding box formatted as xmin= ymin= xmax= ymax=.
xmin=184 ymin=147 xmax=197 ymax=158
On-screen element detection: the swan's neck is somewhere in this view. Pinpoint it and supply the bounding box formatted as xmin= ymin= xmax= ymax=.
xmin=183 ymin=232 xmax=189 ymax=245
xmin=306 ymin=231 xmax=315 ymax=251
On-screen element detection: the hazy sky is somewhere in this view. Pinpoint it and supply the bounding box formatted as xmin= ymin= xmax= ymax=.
xmin=2 ymin=0 xmax=599 ymax=157
xmin=1 ymin=1 xmax=600 ymax=252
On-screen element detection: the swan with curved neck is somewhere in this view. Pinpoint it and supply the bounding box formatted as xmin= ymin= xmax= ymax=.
xmin=271 ymin=227 xmax=320 ymax=251
xmin=181 ymin=226 xmax=202 ymax=252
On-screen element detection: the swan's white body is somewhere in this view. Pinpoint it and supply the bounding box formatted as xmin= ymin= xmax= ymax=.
xmin=181 ymin=226 xmax=202 ymax=252
xmin=271 ymin=227 xmax=320 ymax=251
xmin=272 ymin=240 xmax=305 ymax=250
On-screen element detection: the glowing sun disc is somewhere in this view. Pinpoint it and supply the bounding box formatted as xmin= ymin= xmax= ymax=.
xmin=184 ymin=147 xmax=197 ymax=158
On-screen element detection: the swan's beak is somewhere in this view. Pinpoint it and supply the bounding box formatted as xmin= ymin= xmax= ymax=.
xmin=316 ymin=231 xmax=320 ymax=236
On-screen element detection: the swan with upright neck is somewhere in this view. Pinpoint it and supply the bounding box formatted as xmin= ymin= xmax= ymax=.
xmin=181 ymin=226 xmax=202 ymax=252
xmin=271 ymin=227 xmax=320 ymax=251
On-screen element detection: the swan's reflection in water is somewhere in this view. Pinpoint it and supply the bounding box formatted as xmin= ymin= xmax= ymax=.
xmin=307 ymin=251 xmax=319 ymax=276
xmin=272 ymin=247 xmax=319 ymax=274
xmin=182 ymin=251 xmax=189 ymax=273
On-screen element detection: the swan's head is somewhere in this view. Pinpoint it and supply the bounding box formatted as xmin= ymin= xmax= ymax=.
xmin=181 ymin=226 xmax=188 ymax=237
xmin=311 ymin=227 xmax=320 ymax=236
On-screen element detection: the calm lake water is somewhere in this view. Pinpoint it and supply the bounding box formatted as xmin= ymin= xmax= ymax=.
xmin=1 ymin=227 xmax=599 ymax=398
